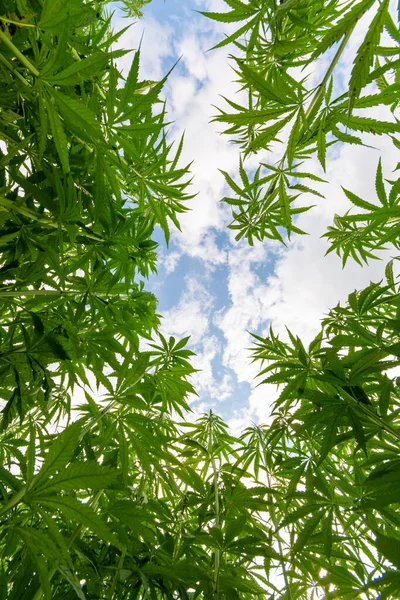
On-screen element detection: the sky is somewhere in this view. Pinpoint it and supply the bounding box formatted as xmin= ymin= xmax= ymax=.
xmin=113 ymin=0 xmax=398 ymax=432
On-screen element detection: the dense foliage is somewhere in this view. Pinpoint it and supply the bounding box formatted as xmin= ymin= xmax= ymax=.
xmin=205 ymin=0 xmax=400 ymax=598
xmin=0 ymin=0 xmax=399 ymax=599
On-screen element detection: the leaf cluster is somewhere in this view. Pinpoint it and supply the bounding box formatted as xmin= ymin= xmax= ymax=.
xmin=0 ymin=2 xmax=309 ymax=599
xmin=206 ymin=0 xmax=400 ymax=243
xmin=207 ymin=1 xmax=400 ymax=597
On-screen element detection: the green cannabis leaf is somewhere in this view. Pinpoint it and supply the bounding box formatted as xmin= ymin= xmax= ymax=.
xmin=0 ymin=0 xmax=399 ymax=599
xmin=207 ymin=0 xmax=399 ymax=244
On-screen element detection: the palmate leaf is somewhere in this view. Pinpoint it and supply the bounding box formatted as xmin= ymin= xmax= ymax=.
xmin=39 ymin=0 xmax=91 ymax=31
xmin=237 ymin=61 xmax=295 ymax=105
xmin=246 ymin=112 xmax=295 ymax=153
xmin=30 ymin=461 xmax=119 ymax=496
xmin=1 ymin=0 xmax=399 ymax=598
xmin=348 ymin=0 xmax=390 ymax=114
xmin=37 ymin=495 xmax=121 ymax=548
xmin=324 ymin=162 xmax=400 ymax=264
xmin=200 ymin=4 xmax=258 ymax=24
xmin=312 ymin=0 xmax=376 ymax=59
xmin=207 ymin=0 xmax=399 ymax=244
xmin=30 ymin=419 xmax=83 ymax=491
xmin=51 ymin=89 xmax=103 ymax=143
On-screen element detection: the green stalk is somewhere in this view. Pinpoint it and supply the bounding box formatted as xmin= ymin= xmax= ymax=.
xmin=0 ymin=16 xmax=35 ymax=28
xmin=0 ymin=30 xmax=39 ymax=77
xmin=256 ymin=428 xmax=292 ymax=600
xmin=0 ymin=53 xmax=30 ymax=86
xmin=208 ymin=413 xmax=221 ymax=599
xmin=0 ymin=290 xmax=67 ymax=297
xmin=107 ymin=549 xmax=126 ymax=600
xmin=304 ymin=25 xmax=356 ymax=125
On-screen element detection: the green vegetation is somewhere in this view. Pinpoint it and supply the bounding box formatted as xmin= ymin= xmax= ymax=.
xmin=0 ymin=0 xmax=399 ymax=598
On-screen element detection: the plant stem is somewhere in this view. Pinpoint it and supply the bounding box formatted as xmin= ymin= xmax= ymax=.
xmin=256 ymin=427 xmax=292 ymax=600
xmin=0 ymin=30 xmax=39 ymax=77
xmin=107 ymin=549 xmax=126 ymax=600
xmin=0 ymin=16 xmax=35 ymax=28
xmin=208 ymin=413 xmax=221 ymax=599
xmin=0 ymin=52 xmax=30 ymax=86
xmin=304 ymin=25 xmax=356 ymax=125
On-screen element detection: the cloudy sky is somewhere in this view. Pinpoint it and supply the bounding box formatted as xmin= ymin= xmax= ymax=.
xmin=113 ymin=0 xmax=397 ymax=431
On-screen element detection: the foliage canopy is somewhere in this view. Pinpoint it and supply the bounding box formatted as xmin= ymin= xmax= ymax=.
xmin=0 ymin=0 xmax=399 ymax=599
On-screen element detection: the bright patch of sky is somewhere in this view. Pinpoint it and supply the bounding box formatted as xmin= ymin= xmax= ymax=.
xmin=113 ymin=0 xmax=398 ymax=431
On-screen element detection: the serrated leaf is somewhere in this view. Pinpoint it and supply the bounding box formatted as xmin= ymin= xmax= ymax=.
xmin=342 ymin=187 xmax=377 ymax=211
xmin=322 ymin=511 xmax=333 ymax=559
xmin=379 ymin=376 xmax=392 ymax=417
xmin=375 ymin=158 xmax=388 ymax=206
xmin=336 ymin=113 xmax=400 ymax=135
xmin=317 ymin=117 xmax=326 ymax=171
xmin=32 ymin=461 xmax=119 ymax=495
xmin=30 ymin=420 xmax=83 ymax=491
xmin=347 ymin=406 xmax=367 ymax=454
xmin=38 ymin=496 xmax=120 ymax=548
xmin=119 ymin=48 xmax=140 ymax=114
xmin=44 ymin=96 xmax=70 ymax=173
xmin=43 ymin=53 xmax=109 ymax=86
xmin=200 ymin=8 xmax=255 ymax=23
xmin=313 ymin=0 xmax=376 ymax=59
xmin=51 ymin=89 xmax=102 ymax=143
xmin=247 ymin=113 xmax=294 ymax=153
xmin=348 ymin=0 xmax=390 ymax=114
xmin=237 ymin=62 xmax=293 ymax=105
xmin=293 ymin=511 xmax=324 ymax=554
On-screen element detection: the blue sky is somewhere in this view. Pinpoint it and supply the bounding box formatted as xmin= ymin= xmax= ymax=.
xmin=113 ymin=0 xmax=397 ymax=430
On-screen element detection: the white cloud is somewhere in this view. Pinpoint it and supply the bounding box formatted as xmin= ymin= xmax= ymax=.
xmin=190 ymin=336 xmax=233 ymax=400
xmin=227 ymin=383 xmax=279 ymax=435
xmin=214 ymin=242 xmax=273 ymax=383
xmin=114 ymin=14 xmax=175 ymax=81
xmin=217 ymin=131 xmax=396 ymax=425
xmin=114 ymin=8 xmax=241 ymax=261
xmin=163 ymin=250 xmax=181 ymax=274
xmin=160 ymin=277 xmax=213 ymax=344
xmin=176 ymin=232 xmax=227 ymax=266
xmin=113 ymin=2 xmax=399 ymax=431
xmin=158 ymin=277 xmax=235 ymax=402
